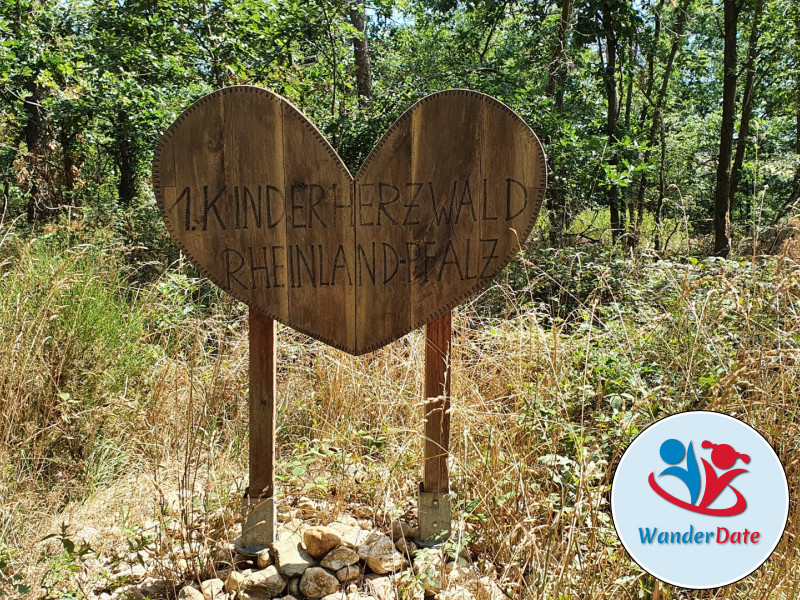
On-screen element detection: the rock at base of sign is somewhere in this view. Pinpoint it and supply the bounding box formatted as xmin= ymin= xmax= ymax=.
xmin=257 ymin=548 xmax=273 ymax=568
xmin=321 ymin=546 xmax=360 ymax=571
xmin=329 ymin=522 xmax=372 ymax=549
xmin=336 ymin=564 xmax=361 ymax=583
xmin=224 ymin=571 xmax=245 ymax=593
xmin=270 ymin=536 xmax=315 ymax=578
xmin=304 ymin=526 xmax=344 ymax=558
xmin=296 ymin=496 xmax=317 ymax=517
xmin=395 ymin=538 xmax=417 ymax=556
xmin=178 ymin=586 xmax=205 ymax=600
xmin=299 ymin=567 xmax=340 ymax=599
xmin=413 ymin=548 xmax=446 ymax=595
xmin=286 ymin=576 xmax=300 ymax=597
xmin=240 ymin=566 xmax=287 ymax=599
xmin=356 ymin=533 xmax=406 ymax=575
xmin=200 ymin=578 xmax=225 ymax=599
xmin=365 ymin=574 xmax=395 ymax=600
xmin=390 ymin=520 xmax=417 ymax=541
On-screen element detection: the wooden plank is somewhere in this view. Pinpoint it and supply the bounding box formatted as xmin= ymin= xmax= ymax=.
xmin=281 ymin=101 xmax=356 ymax=351
xmin=408 ymin=91 xmax=482 ymax=331
xmin=249 ymin=307 xmax=276 ymax=498
xmin=353 ymin=110 xmax=414 ymax=352
xmin=480 ymin=94 xmax=547 ymax=271
xmin=224 ymin=88 xmax=289 ymax=323
xmin=423 ymin=311 xmax=452 ymax=494
xmin=154 ymin=87 xmax=289 ymax=323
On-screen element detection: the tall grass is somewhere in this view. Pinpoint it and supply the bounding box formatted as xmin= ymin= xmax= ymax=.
xmin=0 ymin=228 xmax=149 ymax=504
xmin=2 ymin=220 xmax=800 ymax=599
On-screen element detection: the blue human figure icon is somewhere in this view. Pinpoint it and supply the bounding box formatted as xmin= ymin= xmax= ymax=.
xmin=658 ymin=439 xmax=701 ymax=505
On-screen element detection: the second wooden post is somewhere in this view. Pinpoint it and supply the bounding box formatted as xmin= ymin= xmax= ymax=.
xmin=419 ymin=311 xmax=452 ymax=544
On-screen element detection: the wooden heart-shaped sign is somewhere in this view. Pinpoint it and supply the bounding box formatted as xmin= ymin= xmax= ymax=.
xmin=153 ymin=86 xmax=546 ymax=354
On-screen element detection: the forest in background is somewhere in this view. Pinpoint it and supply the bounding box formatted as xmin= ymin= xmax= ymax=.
xmin=4 ymin=1 xmax=800 ymax=599
xmin=2 ymin=0 xmax=799 ymax=256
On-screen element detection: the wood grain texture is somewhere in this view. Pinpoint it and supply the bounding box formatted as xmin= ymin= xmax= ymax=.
xmin=248 ymin=308 xmax=276 ymax=498
xmin=423 ymin=311 xmax=451 ymax=494
xmin=153 ymin=86 xmax=546 ymax=354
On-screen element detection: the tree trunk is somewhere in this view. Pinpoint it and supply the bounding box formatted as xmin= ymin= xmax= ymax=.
xmin=546 ymin=0 xmax=571 ymax=105
xmin=115 ymin=110 xmax=137 ymax=207
xmin=713 ymin=0 xmax=741 ymax=257
xmin=23 ymin=80 xmax=47 ymax=223
xmin=545 ymin=0 xmax=572 ymax=245
xmin=632 ymin=0 xmax=690 ymax=252
xmin=60 ymin=126 xmax=76 ymax=194
xmin=602 ymin=13 xmax=623 ymax=244
xmin=774 ymin=5 xmax=800 ymax=226
xmin=791 ymin=4 xmax=800 ymax=206
xmin=623 ymin=44 xmax=636 ymax=246
xmin=728 ymin=0 xmax=763 ymax=224
xmin=793 ymin=83 xmax=800 ymax=206
xmin=655 ymin=117 xmax=667 ymax=250
xmin=634 ymin=0 xmax=663 ymax=240
xmin=349 ymin=0 xmax=372 ymax=107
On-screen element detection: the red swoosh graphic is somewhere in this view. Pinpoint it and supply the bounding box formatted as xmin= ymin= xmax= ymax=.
xmin=648 ymin=472 xmax=747 ymax=516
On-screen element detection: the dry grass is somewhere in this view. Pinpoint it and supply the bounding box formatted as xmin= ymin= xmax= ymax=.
xmin=2 ymin=222 xmax=800 ymax=599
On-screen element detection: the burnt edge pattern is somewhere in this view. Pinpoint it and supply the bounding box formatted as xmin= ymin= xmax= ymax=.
xmin=152 ymin=86 xmax=547 ymax=355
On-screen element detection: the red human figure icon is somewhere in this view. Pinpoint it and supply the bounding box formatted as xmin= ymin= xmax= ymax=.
xmin=698 ymin=441 xmax=750 ymax=510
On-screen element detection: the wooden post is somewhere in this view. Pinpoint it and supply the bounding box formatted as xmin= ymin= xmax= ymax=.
xmin=419 ymin=311 xmax=452 ymax=544
xmin=237 ymin=307 xmax=277 ymax=553
xmin=424 ymin=312 xmax=452 ymax=492
xmin=249 ymin=307 xmax=276 ymax=498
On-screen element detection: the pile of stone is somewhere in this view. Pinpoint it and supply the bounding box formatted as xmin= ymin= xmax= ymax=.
xmin=179 ymin=518 xmax=413 ymax=600
xmin=177 ymin=518 xmax=502 ymax=600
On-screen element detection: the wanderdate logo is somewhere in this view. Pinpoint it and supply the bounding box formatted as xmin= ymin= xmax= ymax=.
xmin=611 ymin=411 xmax=788 ymax=589
xmin=648 ymin=438 xmax=750 ymax=516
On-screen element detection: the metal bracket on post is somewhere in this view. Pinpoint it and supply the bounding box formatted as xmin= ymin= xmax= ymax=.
xmin=235 ymin=489 xmax=277 ymax=556
xmin=417 ymin=481 xmax=452 ymax=546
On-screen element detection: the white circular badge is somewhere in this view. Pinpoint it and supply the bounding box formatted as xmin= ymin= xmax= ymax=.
xmin=611 ymin=411 xmax=788 ymax=589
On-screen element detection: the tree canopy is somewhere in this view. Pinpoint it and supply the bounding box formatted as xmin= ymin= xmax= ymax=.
xmin=2 ymin=0 xmax=798 ymax=256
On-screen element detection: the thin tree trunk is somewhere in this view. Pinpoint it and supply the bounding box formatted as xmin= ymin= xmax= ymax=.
xmin=791 ymin=4 xmax=800 ymax=206
xmin=602 ymin=13 xmax=623 ymax=244
xmin=546 ymin=0 xmax=572 ymax=102
xmin=115 ymin=110 xmax=137 ymax=207
xmin=655 ymin=117 xmax=667 ymax=249
xmin=728 ymin=0 xmax=763 ymax=224
xmin=635 ymin=0 xmax=664 ymax=238
xmin=545 ymin=0 xmax=571 ymax=245
xmin=633 ymin=0 xmax=691 ymax=252
xmin=60 ymin=126 xmax=76 ymax=194
xmin=623 ymin=47 xmax=634 ymax=129
xmin=349 ymin=0 xmax=372 ymax=107
xmin=793 ymin=88 xmax=800 ymax=205
xmin=624 ymin=43 xmax=636 ymax=245
xmin=23 ymin=80 xmax=47 ymax=223
xmin=713 ymin=0 xmax=741 ymax=257
xmin=14 ymin=2 xmax=51 ymax=223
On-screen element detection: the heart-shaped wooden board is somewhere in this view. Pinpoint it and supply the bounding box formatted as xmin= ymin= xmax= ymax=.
xmin=153 ymin=86 xmax=546 ymax=354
